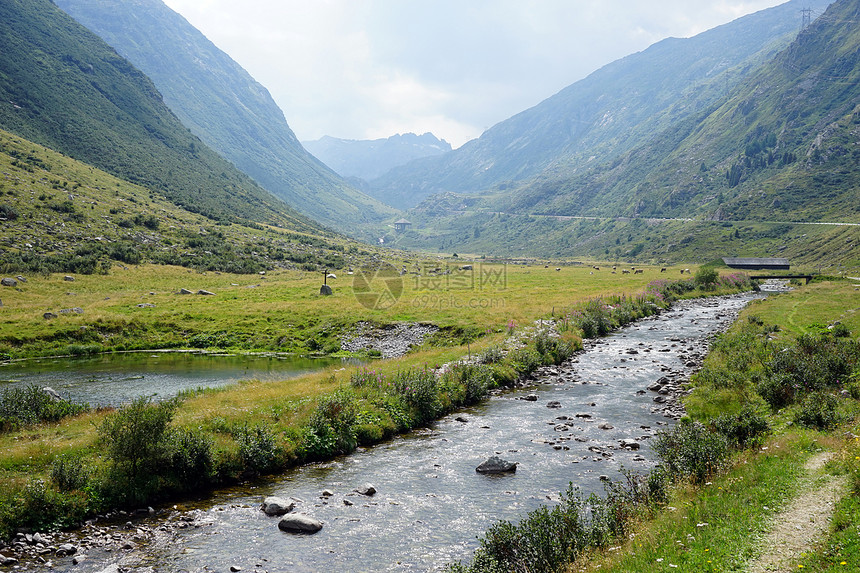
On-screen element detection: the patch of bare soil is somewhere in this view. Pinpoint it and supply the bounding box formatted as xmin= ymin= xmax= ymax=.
xmin=747 ymin=451 xmax=849 ymax=573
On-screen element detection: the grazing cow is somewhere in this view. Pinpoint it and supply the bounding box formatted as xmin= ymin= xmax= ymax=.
xmin=660 ymin=268 xmax=666 ymax=273
xmin=622 ymin=270 xmax=630 ymax=274
xmin=556 ymin=268 xmax=561 ymax=272
xmin=634 ymin=269 xmax=643 ymax=274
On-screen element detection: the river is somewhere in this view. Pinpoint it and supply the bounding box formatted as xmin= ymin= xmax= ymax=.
xmin=10 ymin=293 xmax=759 ymax=573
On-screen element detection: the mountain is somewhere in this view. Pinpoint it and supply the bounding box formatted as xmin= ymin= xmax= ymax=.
xmin=366 ymin=0 xmax=832 ymax=210
xmin=54 ymin=0 xmax=397 ymax=235
xmin=0 ymin=0 xmax=316 ymax=231
xmin=0 ymin=128 xmax=352 ymax=276
xmin=302 ymin=133 xmax=452 ymax=181
xmin=391 ymin=0 xmax=860 ymax=268
xmin=507 ymin=0 xmax=860 ymax=223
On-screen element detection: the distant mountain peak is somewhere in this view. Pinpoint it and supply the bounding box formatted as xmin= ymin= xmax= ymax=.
xmin=302 ymin=132 xmax=452 ymax=181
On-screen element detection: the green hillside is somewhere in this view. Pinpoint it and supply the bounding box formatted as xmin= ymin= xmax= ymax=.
xmin=55 ymin=0 xmax=397 ymax=235
xmin=366 ymin=0 xmax=830 ymax=209
xmin=0 ymin=128 xmax=355 ymax=275
xmin=0 ymin=0 xmax=315 ymax=230
xmin=518 ymin=0 xmax=860 ymax=223
xmin=393 ymin=0 xmax=860 ymax=267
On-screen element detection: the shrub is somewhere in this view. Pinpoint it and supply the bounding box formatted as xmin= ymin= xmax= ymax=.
xmin=711 ymin=405 xmax=771 ymax=448
xmin=479 ymin=345 xmax=504 ymax=365
xmin=389 ymin=367 xmax=441 ymax=424
xmin=97 ymin=396 xmax=177 ymax=503
xmin=793 ymin=392 xmax=845 ymax=430
xmin=442 ymin=363 xmax=495 ymax=406
xmin=50 ymin=454 xmax=90 ymax=492
xmin=307 ymin=387 xmax=358 ymax=456
xmin=168 ymin=428 xmax=214 ymax=490
xmin=234 ymin=424 xmax=281 ymax=474
xmin=694 ymin=267 xmax=719 ymax=290
xmin=757 ymin=372 xmax=798 ymax=409
xmin=652 ymin=421 xmax=730 ymax=484
xmin=507 ymin=347 xmax=542 ymax=377
xmin=0 ymin=384 xmax=89 ymax=432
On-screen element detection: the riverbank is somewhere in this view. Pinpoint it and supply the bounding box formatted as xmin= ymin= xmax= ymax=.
xmin=558 ymin=278 xmax=860 ymax=572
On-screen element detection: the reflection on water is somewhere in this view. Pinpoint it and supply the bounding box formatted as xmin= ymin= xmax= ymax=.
xmin=0 ymin=352 xmax=350 ymax=406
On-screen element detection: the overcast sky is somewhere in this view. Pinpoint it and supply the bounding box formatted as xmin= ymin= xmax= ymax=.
xmin=162 ymin=0 xmax=788 ymax=148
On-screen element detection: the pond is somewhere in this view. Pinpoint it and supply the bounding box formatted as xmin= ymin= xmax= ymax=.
xmin=0 ymin=352 xmax=351 ymax=406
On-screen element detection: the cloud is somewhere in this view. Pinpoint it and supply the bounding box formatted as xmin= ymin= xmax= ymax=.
xmin=162 ymin=0 xmax=786 ymax=147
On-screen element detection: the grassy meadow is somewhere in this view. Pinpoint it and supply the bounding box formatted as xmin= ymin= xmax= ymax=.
xmin=0 ymin=261 xmax=676 ymax=359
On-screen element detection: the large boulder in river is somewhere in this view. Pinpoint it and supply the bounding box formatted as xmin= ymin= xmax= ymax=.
xmin=261 ymin=496 xmax=295 ymax=516
xmin=354 ymin=483 xmax=376 ymax=496
xmin=476 ymin=456 xmax=517 ymax=474
xmin=278 ymin=514 xmax=323 ymax=534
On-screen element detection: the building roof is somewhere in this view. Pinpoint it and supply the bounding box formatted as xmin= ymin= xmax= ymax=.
xmin=722 ymin=257 xmax=790 ymax=268
xmin=394 ymin=218 xmax=412 ymax=225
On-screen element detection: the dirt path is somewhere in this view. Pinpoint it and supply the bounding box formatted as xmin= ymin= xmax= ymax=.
xmin=747 ymin=451 xmax=848 ymax=573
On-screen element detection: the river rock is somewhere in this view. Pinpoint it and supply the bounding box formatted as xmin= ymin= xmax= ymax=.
xmin=546 ymin=401 xmax=561 ymax=408
xmin=354 ymin=483 xmax=376 ymax=496
xmin=42 ymin=387 xmax=61 ymax=402
xmin=261 ymin=496 xmax=295 ymax=516
xmin=523 ymin=394 xmax=538 ymax=402
xmin=278 ymin=514 xmax=323 ymax=534
xmin=1 ymin=277 xmax=17 ymax=287
xmin=598 ymin=423 xmax=614 ymax=430
xmin=476 ymin=456 xmax=517 ymax=474
xmin=56 ymin=543 xmax=77 ymax=556
xmin=620 ymin=439 xmax=641 ymax=450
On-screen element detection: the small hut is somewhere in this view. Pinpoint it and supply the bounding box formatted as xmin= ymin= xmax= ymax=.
xmin=394 ymin=218 xmax=412 ymax=232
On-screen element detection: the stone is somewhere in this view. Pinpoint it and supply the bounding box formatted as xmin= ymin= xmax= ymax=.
xmin=523 ymin=394 xmax=538 ymax=402
xmin=1 ymin=277 xmax=17 ymax=287
xmin=63 ymin=275 xmax=75 ymax=282
xmin=319 ymin=284 xmax=333 ymax=296
xmin=321 ymin=489 xmax=334 ymax=497
xmin=354 ymin=483 xmax=376 ymax=496
xmin=56 ymin=543 xmax=77 ymax=556
xmin=278 ymin=514 xmax=323 ymax=534
xmin=178 ymin=288 xmax=193 ymax=295
xmin=73 ymin=555 xmax=87 ymax=565
xmin=230 ymin=566 xmax=242 ymax=572
xmin=261 ymin=496 xmax=295 ymax=516
xmin=598 ymin=423 xmax=614 ymax=430
xmin=43 ymin=312 xmax=58 ymax=320
xmin=15 ymin=275 xmax=26 ymax=283
xmin=1 ymin=557 xmax=18 ymax=566
xmin=620 ymin=439 xmax=641 ymax=450
xmin=42 ymin=387 xmax=62 ymax=402
xmin=197 ymin=290 xmax=215 ymax=296
xmin=343 ymin=499 xmax=354 ymax=506
xmin=546 ymin=401 xmax=562 ymax=408
xmin=476 ymin=456 xmax=517 ymax=474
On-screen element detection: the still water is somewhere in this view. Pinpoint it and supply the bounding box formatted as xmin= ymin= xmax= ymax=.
xmin=0 ymin=352 xmax=348 ymax=407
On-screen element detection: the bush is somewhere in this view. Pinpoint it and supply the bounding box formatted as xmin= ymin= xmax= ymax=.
xmin=507 ymin=347 xmax=542 ymax=377
xmin=652 ymin=421 xmax=730 ymax=484
xmin=390 ymin=367 xmax=441 ymax=424
xmin=0 ymin=384 xmax=89 ymax=432
xmin=307 ymin=387 xmax=358 ymax=456
xmin=97 ymin=396 xmax=177 ymax=503
xmin=51 ymin=454 xmax=90 ymax=492
xmin=168 ymin=428 xmax=214 ymax=490
xmin=757 ymin=373 xmax=798 ymax=409
xmin=793 ymin=392 xmax=845 ymax=430
xmin=441 ymin=363 xmax=495 ymax=407
xmin=694 ymin=267 xmax=719 ymax=290
xmin=711 ymin=405 xmax=771 ymax=448
xmin=234 ymin=424 xmax=281 ymax=474
xmin=479 ymin=345 xmax=504 ymax=365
